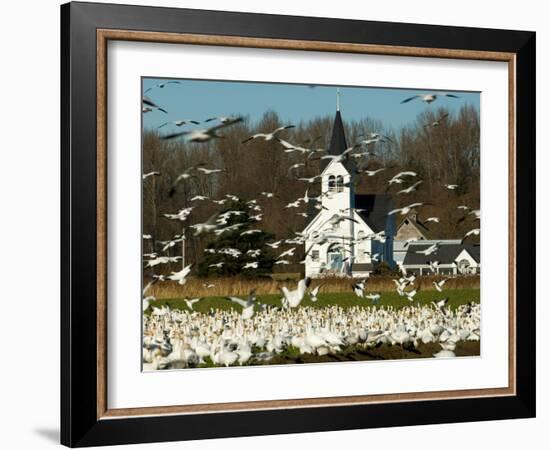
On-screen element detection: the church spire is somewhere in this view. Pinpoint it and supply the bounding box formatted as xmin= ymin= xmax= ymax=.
xmin=336 ymin=87 xmax=340 ymax=111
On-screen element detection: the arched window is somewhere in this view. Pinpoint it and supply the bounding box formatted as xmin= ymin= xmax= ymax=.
xmin=328 ymin=175 xmax=336 ymax=192
xmin=458 ymin=259 xmax=471 ymax=275
xmin=336 ymin=175 xmax=344 ymax=192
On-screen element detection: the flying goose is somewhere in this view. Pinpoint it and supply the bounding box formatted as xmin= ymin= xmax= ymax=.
xmin=309 ymin=284 xmax=324 ymax=302
xmin=162 ymin=117 xmax=242 ymax=142
xmin=144 ymin=80 xmax=181 ymax=93
xmin=387 ymin=202 xmax=425 ymax=216
xmin=142 ymin=96 xmax=167 ymax=114
xmin=142 ymin=171 xmax=160 ymax=180
xmin=167 ymin=264 xmax=192 ymax=285
xmin=397 ymin=180 xmax=423 ymax=195
xmin=461 ymin=228 xmax=480 ymax=244
xmin=424 ymin=113 xmax=449 ymax=128
xmin=158 ymin=119 xmax=199 ymax=128
xmin=280 ymin=277 xmax=311 ymax=308
xmin=400 ymin=93 xmax=460 ymax=104
xmin=226 ymin=289 xmax=258 ymax=319
xmin=242 ymin=125 xmax=295 ymax=143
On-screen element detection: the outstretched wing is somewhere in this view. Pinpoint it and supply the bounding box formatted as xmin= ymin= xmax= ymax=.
xmin=400 ymin=95 xmax=419 ymax=104
xmin=226 ymin=297 xmax=247 ymax=308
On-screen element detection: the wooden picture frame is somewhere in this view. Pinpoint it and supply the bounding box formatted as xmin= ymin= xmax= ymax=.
xmin=61 ymin=1 xmax=536 ymax=447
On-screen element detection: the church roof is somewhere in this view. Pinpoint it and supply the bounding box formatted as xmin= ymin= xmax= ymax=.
xmin=403 ymin=243 xmax=481 ymax=266
xmin=320 ymin=110 xmax=357 ymax=174
xmin=355 ymin=194 xmax=393 ymax=233
xmin=303 ymin=193 xmax=393 ymax=233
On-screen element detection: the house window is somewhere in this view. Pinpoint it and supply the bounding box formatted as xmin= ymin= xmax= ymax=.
xmin=336 ymin=175 xmax=344 ymax=192
xmin=311 ymin=250 xmax=319 ymax=261
xmin=328 ymin=175 xmax=336 ymax=192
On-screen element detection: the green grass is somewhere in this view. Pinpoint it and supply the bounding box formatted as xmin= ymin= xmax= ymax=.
xmin=151 ymin=288 xmax=480 ymax=314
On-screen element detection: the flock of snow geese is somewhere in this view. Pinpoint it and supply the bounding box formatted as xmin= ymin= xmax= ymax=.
xmin=142 ymin=83 xmax=481 ymax=369
xmin=143 ymin=301 xmax=480 ymax=370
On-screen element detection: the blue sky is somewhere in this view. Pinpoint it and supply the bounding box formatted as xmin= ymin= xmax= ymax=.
xmin=142 ymin=78 xmax=480 ymax=132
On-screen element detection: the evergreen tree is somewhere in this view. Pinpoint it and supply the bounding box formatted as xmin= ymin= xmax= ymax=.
xmin=197 ymin=200 xmax=276 ymax=277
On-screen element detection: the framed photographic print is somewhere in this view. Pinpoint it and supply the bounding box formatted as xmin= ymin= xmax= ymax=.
xmin=61 ymin=1 xmax=536 ymax=447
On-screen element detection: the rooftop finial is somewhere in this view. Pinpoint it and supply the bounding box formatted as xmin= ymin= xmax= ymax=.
xmin=336 ymin=88 xmax=341 ymax=111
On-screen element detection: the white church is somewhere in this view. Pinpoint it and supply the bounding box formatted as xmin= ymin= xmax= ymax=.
xmin=302 ymin=105 xmax=396 ymax=278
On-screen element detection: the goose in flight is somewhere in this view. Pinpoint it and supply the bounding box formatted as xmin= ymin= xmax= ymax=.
xmin=242 ymin=125 xmax=295 ymax=143
xmin=226 ymin=289 xmax=258 ymax=319
xmin=277 ymin=139 xmax=311 ymax=155
xmin=144 ymin=80 xmax=181 ymax=93
xmin=425 ymin=217 xmax=440 ymax=223
xmin=280 ymin=277 xmax=311 ymax=308
xmin=461 ymin=228 xmax=480 ymax=244
xmin=432 ymin=297 xmax=449 ymax=315
xmin=143 ymin=171 xmax=160 ymax=180
xmin=424 ymin=113 xmax=449 ymax=128
xmin=190 ymin=213 xmax=221 ymax=236
xmin=240 ymin=229 xmax=262 ymax=236
xmin=163 ymin=206 xmax=194 ymax=221
xmin=388 ymin=171 xmax=417 ymax=185
xmin=415 ymin=243 xmax=439 ymax=256
xmin=365 ymin=293 xmax=381 ymax=304
xmin=142 ymin=96 xmax=168 ymax=114
xmin=284 ymin=200 xmax=302 ymax=209
xmin=359 ymin=132 xmax=393 ymax=143
xmin=352 ymin=279 xmax=367 ymax=298
xmin=168 ymin=164 xmax=205 ymax=197
xmin=403 ymin=237 xmax=419 ymax=247
xmin=404 ymin=288 xmax=418 ymax=301
xmin=444 ymin=183 xmax=459 ymax=190
xmin=356 ymin=167 xmax=386 ymax=177
xmin=288 ymin=162 xmax=306 ymax=173
xmin=162 ymin=117 xmax=242 ymax=142
xmin=266 ymin=240 xmax=283 ymax=249
xmin=167 ymin=264 xmax=192 ymax=285
xmin=204 ymin=116 xmax=239 ymax=124
xmin=190 ymin=195 xmax=209 ymax=202
xmin=197 ymin=167 xmax=225 ymax=175
xmin=277 ymin=248 xmax=296 ymax=259
xmin=320 ymin=145 xmax=359 ymax=164
xmin=433 ymin=279 xmax=449 ymax=292
xmin=309 ymin=284 xmax=324 ymax=302
xmin=400 ymin=93 xmax=460 ymax=104
xmin=297 ymin=175 xmax=323 ymax=184
xmin=144 ymin=256 xmax=181 ymax=268
xmin=184 ymin=297 xmax=202 ymax=310
xmin=397 ymin=180 xmax=423 ymax=195
xmin=260 ymin=191 xmax=278 ymax=198
xmin=388 ymin=202 xmax=425 ymax=216
xmin=158 ymin=119 xmax=199 ymax=128
xmin=321 ymin=213 xmax=359 ymax=229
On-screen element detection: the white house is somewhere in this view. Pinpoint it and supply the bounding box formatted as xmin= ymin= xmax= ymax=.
xmin=302 ymin=108 xmax=395 ymax=278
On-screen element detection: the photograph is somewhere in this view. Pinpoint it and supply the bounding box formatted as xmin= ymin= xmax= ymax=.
xmin=141 ymin=78 xmax=481 ymax=370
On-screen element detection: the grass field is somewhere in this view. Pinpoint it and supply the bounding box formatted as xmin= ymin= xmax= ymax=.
xmin=147 ymin=275 xmax=480 ymax=299
xmin=150 ymin=287 xmax=480 ymax=314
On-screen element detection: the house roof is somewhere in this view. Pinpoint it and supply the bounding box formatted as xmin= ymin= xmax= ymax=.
xmin=397 ymin=215 xmax=432 ymax=239
xmin=355 ymin=194 xmax=393 ymax=233
xmin=320 ymin=110 xmax=357 ymax=174
xmin=402 ymin=243 xmax=481 ymax=266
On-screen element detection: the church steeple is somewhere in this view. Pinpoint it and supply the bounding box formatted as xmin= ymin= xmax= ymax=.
xmin=321 ymin=93 xmax=355 ymax=173
xmin=328 ymin=110 xmax=347 ymax=157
